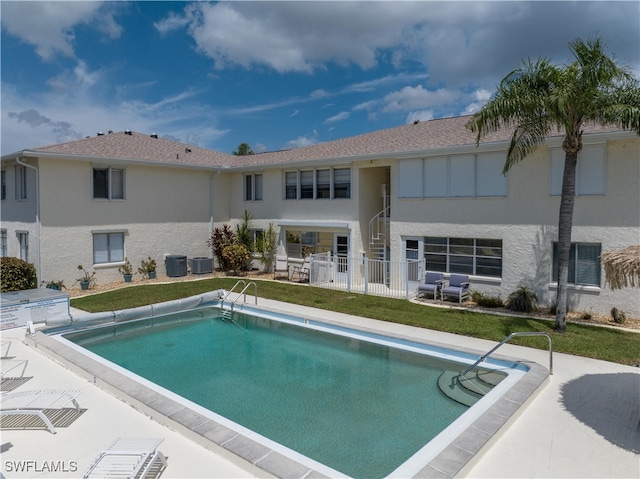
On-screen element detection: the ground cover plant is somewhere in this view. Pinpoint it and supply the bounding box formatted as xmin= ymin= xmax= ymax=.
xmin=70 ymin=278 xmax=640 ymax=366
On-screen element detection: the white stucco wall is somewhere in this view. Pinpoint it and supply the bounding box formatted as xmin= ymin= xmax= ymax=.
xmin=37 ymin=159 xmax=216 ymax=287
xmin=389 ymin=137 xmax=640 ymax=317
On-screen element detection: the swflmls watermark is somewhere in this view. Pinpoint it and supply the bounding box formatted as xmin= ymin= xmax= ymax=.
xmin=3 ymin=460 xmax=78 ymax=473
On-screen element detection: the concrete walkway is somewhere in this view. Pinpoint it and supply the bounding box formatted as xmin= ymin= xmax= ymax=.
xmin=1 ymin=299 xmax=638 ymax=478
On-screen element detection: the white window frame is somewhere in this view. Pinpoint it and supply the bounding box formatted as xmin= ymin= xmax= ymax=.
xmin=1 ymin=169 xmax=6 ymax=201
xmin=1 ymin=229 xmax=7 ymax=257
xmin=552 ymin=242 xmax=601 ymax=287
xmin=93 ymin=166 xmax=125 ymax=200
xmin=284 ymin=167 xmax=351 ymax=200
xmin=17 ymin=231 xmax=28 ymax=261
xmin=550 ymin=144 xmax=606 ymax=196
xmin=419 ymin=236 xmax=503 ymax=278
xmin=93 ymin=231 xmax=126 ymax=265
xmin=399 ymin=153 xmax=507 ymax=199
xmin=15 ymin=165 xmax=27 ymax=200
xmin=244 ymin=173 xmax=263 ymax=201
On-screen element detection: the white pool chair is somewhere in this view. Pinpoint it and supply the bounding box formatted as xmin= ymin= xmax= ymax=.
xmin=1 ymin=388 xmax=82 ymax=434
xmin=83 ymin=437 xmax=168 ymax=479
xmin=0 ymin=358 xmax=28 ymax=379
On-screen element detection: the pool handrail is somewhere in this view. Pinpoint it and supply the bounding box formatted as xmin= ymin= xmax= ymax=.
xmin=221 ymin=280 xmax=258 ymax=313
xmin=459 ymin=331 xmax=553 ymax=377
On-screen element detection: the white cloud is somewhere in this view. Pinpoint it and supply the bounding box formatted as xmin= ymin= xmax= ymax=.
xmin=406 ymin=110 xmax=434 ymax=124
xmin=461 ymin=89 xmax=493 ymax=115
xmin=0 ymin=1 xmax=121 ymax=61
xmin=285 ymin=130 xmax=319 ymax=149
xmin=325 ymin=112 xmax=350 ymax=124
xmin=154 ymin=11 xmax=190 ymax=35
xmin=382 ymin=85 xmax=459 ymax=113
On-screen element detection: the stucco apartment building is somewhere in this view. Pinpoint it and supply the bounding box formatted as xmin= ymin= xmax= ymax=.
xmin=2 ymin=115 xmax=638 ymax=316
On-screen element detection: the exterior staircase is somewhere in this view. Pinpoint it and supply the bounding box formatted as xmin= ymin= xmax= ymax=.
xmin=368 ymin=205 xmax=390 ymax=261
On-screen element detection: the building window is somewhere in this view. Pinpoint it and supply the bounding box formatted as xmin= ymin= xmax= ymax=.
xmin=300 ymin=170 xmax=314 ymax=199
xmin=398 ymin=153 xmax=507 ymax=198
xmin=244 ymin=174 xmax=263 ymax=201
xmin=550 ymin=145 xmax=605 ymax=196
xmin=552 ymin=242 xmax=601 ymax=286
xmin=423 ymin=237 xmax=502 ymax=277
xmin=93 ymin=167 xmax=125 ymax=200
xmin=285 ymin=230 xmax=334 ymax=258
xmin=316 ymin=169 xmax=330 ymax=199
xmin=17 ymin=232 xmax=28 ymax=261
xmin=1 ymin=229 xmax=7 ymax=257
xmin=15 ymin=165 xmax=27 ymax=200
xmin=285 ymin=171 xmax=298 ymax=199
xmin=285 ymin=168 xmax=351 ymax=200
xmin=1 ymin=170 xmax=6 ymax=200
xmin=93 ymin=232 xmax=125 ymax=264
xmin=333 ymin=168 xmax=351 ymax=198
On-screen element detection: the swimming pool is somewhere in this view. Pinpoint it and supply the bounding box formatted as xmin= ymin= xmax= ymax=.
xmin=37 ymin=298 xmax=548 ymax=478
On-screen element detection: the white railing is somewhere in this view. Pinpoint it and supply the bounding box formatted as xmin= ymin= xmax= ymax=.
xmin=309 ymin=253 xmax=425 ymax=300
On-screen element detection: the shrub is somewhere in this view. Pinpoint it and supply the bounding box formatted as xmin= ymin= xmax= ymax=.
xmin=221 ymin=244 xmax=250 ymax=274
xmin=611 ymin=307 xmax=626 ymax=324
xmin=580 ymin=309 xmax=593 ymax=320
xmin=477 ymin=294 xmax=504 ymax=308
xmin=505 ymin=286 xmax=538 ymax=313
xmin=138 ymin=257 xmax=157 ymax=278
xmin=1 ymin=257 xmax=37 ymax=292
xmin=207 ymin=224 xmax=236 ymax=271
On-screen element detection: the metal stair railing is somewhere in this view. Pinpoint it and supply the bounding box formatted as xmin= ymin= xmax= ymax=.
xmin=459 ymin=331 xmax=553 ymax=378
xmin=221 ymin=280 xmax=258 ymax=321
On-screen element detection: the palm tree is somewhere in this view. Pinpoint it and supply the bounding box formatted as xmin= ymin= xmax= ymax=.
xmin=233 ymin=142 xmax=254 ymax=156
xmin=467 ymin=36 xmax=640 ymax=332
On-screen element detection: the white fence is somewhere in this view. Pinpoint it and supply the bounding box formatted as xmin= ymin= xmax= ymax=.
xmin=309 ymin=253 xmax=425 ymax=299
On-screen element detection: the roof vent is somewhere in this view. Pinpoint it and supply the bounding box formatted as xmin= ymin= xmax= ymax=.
xmin=413 ymin=120 xmax=420 ymax=125
xmin=150 ymin=133 xmax=158 ymax=139
xmin=125 ymin=129 xmax=132 ymax=135
xmin=108 ymin=130 xmax=113 ymax=134
xmin=185 ymin=148 xmax=192 ymax=153
xmin=97 ymin=131 xmax=104 ymax=136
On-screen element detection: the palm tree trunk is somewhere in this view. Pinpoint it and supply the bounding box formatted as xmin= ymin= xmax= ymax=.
xmin=555 ymin=152 xmax=578 ymax=332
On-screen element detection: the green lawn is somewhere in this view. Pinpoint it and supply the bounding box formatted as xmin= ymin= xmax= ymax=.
xmin=70 ymin=278 xmax=640 ymax=366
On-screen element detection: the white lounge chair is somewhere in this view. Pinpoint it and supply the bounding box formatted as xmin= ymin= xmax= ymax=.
xmin=274 ymin=254 xmax=289 ymax=280
xmin=1 ymin=389 xmax=82 ymax=434
xmin=1 ymin=358 xmax=28 ymax=379
xmin=290 ymin=256 xmax=311 ymax=282
xmin=1 ymin=340 xmax=11 ymax=359
xmin=84 ymin=437 xmax=168 ymax=479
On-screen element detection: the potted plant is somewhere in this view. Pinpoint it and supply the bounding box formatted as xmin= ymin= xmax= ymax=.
xmin=41 ymin=279 xmax=66 ymax=291
xmin=138 ymin=256 xmax=157 ymax=279
xmin=118 ymin=258 xmax=134 ymax=282
xmin=75 ymin=265 xmax=96 ymax=290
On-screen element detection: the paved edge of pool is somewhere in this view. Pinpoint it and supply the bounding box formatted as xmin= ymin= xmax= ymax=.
xmin=26 ymin=323 xmax=549 ymax=479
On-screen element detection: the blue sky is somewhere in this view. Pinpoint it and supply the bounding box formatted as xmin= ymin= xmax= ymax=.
xmin=2 ymin=1 xmax=639 ymax=156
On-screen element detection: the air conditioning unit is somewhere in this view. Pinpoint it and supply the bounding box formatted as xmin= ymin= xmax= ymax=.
xmin=165 ymin=255 xmax=187 ymax=277
xmin=189 ymin=257 xmax=213 ymax=274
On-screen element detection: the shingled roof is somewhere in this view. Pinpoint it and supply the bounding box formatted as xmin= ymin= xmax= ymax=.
xmin=9 ymin=115 xmax=627 ymax=170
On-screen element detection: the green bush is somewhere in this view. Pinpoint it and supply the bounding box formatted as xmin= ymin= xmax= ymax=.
xmin=1 ymin=257 xmax=37 ymax=292
xmin=477 ymin=294 xmax=504 ymax=308
xmin=506 ymin=286 xmax=538 ymax=313
xmin=221 ymin=244 xmax=250 ymax=274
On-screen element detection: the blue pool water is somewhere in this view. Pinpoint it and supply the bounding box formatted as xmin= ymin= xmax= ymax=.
xmin=66 ymin=307 xmax=502 ymax=478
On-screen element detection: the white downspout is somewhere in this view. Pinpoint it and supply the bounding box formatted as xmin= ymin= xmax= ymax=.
xmin=16 ymin=156 xmax=41 ymax=285
xmin=209 ymin=169 xmax=223 ymax=256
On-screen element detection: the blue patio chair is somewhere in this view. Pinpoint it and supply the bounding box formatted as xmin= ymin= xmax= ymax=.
xmin=441 ymin=274 xmax=471 ymax=303
xmin=417 ymin=272 xmax=444 ymax=300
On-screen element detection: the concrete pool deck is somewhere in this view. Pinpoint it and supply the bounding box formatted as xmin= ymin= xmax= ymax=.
xmin=1 ymin=298 xmax=638 ymax=478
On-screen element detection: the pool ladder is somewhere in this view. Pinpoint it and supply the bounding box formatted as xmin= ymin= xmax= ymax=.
xmin=220 ymin=280 xmax=257 ymax=323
